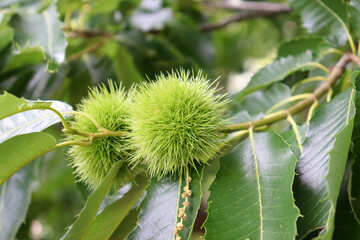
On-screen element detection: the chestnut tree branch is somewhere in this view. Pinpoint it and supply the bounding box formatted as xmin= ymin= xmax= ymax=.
xmin=66 ymin=37 xmax=111 ymax=61
xmin=64 ymin=28 xmax=112 ymax=38
xmin=218 ymin=52 xmax=360 ymax=133
xmin=200 ymin=10 xmax=290 ymax=32
xmin=198 ymin=1 xmax=291 ymax=32
xmin=63 ymin=1 xmax=292 ymax=38
xmin=201 ymin=1 xmax=291 ymax=12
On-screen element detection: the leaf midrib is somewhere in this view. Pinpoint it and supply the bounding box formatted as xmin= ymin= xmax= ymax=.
xmin=249 ymin=129 xmax=263 ymax=240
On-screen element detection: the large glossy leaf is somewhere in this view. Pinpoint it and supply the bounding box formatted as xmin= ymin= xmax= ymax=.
xmin=0 ymin=92 xmax=72 ymax=240
xmin=333 ymin=159 xmax=360 ymax=240
xmin=350 ymin=154 xmax=360 ymax=222
xmin=277 ymin=36 xmax=332 ymax=58
xmin=62 ymin=161 xmax=122 ymax=240
xmin=294 ymin=86 xmax=356 ymax=239
xmin=0 ymin=91 xmax=49 ymax=119
xmin=0 ymin=92 xmax=73 ymax=143
xmin=0 ymin=132 xmax=56 ymax=185
xmin=234 ymin=51 xmax=316 ymax=100
xmin=109 ymin=209 xmax=140 ymax=240
xmin=350 ymin=71 xmax=360 ymax=221
xmin=289 ymin=0 xmax=350 ymax=47
xmin=9 ymin=4 xmax=67 ymax=71
xmin=0 ymin=26 xmax=12 ymax=52
xmin=84 ymin=178 xmax=149 ymax=240
xmin=205 ymin=132 xmax=300 ymax=240
xmin=127 ymin=166 xmax=204 ymax=240
xmin=0 ymin=161 xmax=38 ymax=240
xmin=279 ymin=124 xmax=307 ymax=160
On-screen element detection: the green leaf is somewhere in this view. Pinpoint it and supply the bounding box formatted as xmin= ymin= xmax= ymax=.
xmin=56 ymin=0 xmax=83 ymax=14
xmin=349 ymin=0 xmax=360 ymax=38
xmin=127 ymin=166 xmax=204 ymax=240
xmin=350 ymin=155 xmax=360 ymax=222
xmin=0 ymin=48 xmax=44 ymax=74
xmin=205 ymin=132 xmax=300 ymax=240
xmin=283 ymin=71 xmax=310 ymax=92
xmin=62 ymin=161 xmax=122 ymax=240
xmin=230 ymin=83 xmax=293 ymax=133
xmin=279 ymin=124 xmax=307 ymax=160
xmin=0 ymin=132 xmax=56 ymax=185
xmin=0 ymin=91 xmax=71 ymax=240
xmin=0 ymin=27 xmax=12 ymax=52
xmin=0 ymin=5 xmax=13 ymax=25
xmin=231 ymin=83 xmax=291 ymax=120
xmin=333 ymin=159 xmax=360 ymax=239
xmin=0 ymin=92 xmax=73 ymax=143
xmin=294 ymin=86 xmax=356 ymax=239
xmin=0 ymin=161 xmax=38 ymax=240
xmin=57 ymin=0 xmax=122 ymax=16
xmin=234 ymin=51 xmax=317 ymax=100
xmin=87 ymin=0 xmax=122 ymax=16
xmin=0 ymin=91 xmax=49 ymax=120
xmin=84 ymin=178 xmax=149 ymax=240
xmin=9 ymin=4 xmax=67 ymax=71
xmin=109 ymin=209 xmax=140 ymax=240
xmin=289 ymin=0 xmax=350 ymax=47
xmin=277 ymin=36 xmax=333 ymax=58
xmin=350 ymin=70 xmax=360 ymax=221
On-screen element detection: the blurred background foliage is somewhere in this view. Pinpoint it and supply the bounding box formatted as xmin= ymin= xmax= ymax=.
xmin=0 ymin=0 xmax=300 ymax=239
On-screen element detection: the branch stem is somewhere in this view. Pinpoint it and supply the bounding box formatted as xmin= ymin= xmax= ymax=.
xmin=24 ymin=106 xmax=74 ymax=133
xmin=307 ymin=100 xmax=319 ymax=124
xmin=55 ymin=140 xmax=93 ymax=149
xmin=287 ymin=114 xmax=303 ymax=153
xmin=327 ymin=88 xmax=333 ymax=102
xmin=200 ymin=10 xmax=289 ymax=32
xmin=12 ymin=106 xmax=127 ymax=139
xmin=266 ymin=93 xmax=312 ymax=114
xmin=66 ymin=38 xmax=111 ymax=61
xmin=64 ymin=1 xmax=291 ymax=37
xmin=310 ymin=63 xmax=330 ymax=74
xmin=291 ymin=76 xmax=327 ymax=91
xmin=64 ymin=128 xmax=127 ymax=139
xmin=219 ymin=53 xmax=360 ymax=133
xmin=64 ymin=111 xmax=104 ymax=131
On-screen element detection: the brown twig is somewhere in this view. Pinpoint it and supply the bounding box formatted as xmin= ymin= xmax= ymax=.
xmin=199 ymin=1 xmax=291 ymax=32
xmin=61 ymin=1 xmax=292 ymax=60
xmin=64 ymin=28 xmax=113 ymax=38
xmin=218 ymin=52 xmax=360 ymax=133
xmin=63 ymin=1 xmax=292 ymax=38
xmin=202 ymin=1 xmax=291 ymax=12
xmin=199 ymin=10 xmax=288 ymax=32
xmin=66 ymin=38 xmax=110 ymax=61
